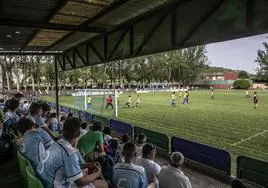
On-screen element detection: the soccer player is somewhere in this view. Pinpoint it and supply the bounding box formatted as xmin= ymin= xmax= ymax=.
xmin=182 ymin=91 xmax=189 ymax=104
xmin=211 ymin=89 xmax=214 ymax=99
xmin=105 ymin=95 xmax=113 ymax=110
xmin=245 ymin=90 xmax=250 ymax=98
xmin=37 ymin=117 xmax=108 ymax=188
xmin=135 ymin=95 xmax=141 ymax=108
xmin=178 ymin=91 xmax=182 ymax=98
xmin=126 ymin=95 xmax=132 ymax=108
xmin=171 ymin=92 xmax=176 ymax=107
xmin=113 ymin=142 xmax=148 ymax=188
xmin=253 ymin=91 xmax=258 ymax=109
xmin=87 ymin=95 xmax=92 ymax=109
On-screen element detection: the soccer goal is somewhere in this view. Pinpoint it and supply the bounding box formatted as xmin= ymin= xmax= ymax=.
xmin=72 ymin=89 xmax=118 ymax=117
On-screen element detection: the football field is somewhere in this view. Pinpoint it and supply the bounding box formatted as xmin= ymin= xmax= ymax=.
xmin=44 ymin=90 xmax=268 ymax=173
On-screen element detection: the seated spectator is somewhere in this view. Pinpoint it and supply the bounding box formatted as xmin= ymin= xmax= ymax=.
xmin=3 ymin=99 xmax=20 ymax=133
xmin=158 ymin=152 xmax=192 ymax=188
xmin=80 ymin=121 xmax=88 ymax=137
xmin=37 ymin=117 xmax=108 ymax=188
xmin=58 ymin=115 xmax=66 ymax=131
xmin=26 ymin=102 xmax=42 ymax=125
xmin=67 ymin=113 xmax=73 ymax=118
xmin=17 ymin=118 xmax=53 ymax=169
xmin=136 ymin=133 xmax=147 ymax=158
xmin=48 ymin=112 xmax=59 ymax=132
xmin=103 ymin=126 xmax=112 ymax=142
xmin=115 ymin=134 xmax=130 ymax=163
xmin=78 ymin=121 xmax=104 ymax=157
xmin=113 ymin=142 xmax=148 ymax=188
xmin=135 ymin=143 xmax=161 ymax=184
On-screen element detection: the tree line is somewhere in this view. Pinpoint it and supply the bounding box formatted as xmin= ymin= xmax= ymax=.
xmin=0 ymin=46 xmax=208 ymax=92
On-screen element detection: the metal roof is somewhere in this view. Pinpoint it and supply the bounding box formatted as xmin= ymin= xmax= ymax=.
xmin=1 ymin=0 xmax=268 ymax=71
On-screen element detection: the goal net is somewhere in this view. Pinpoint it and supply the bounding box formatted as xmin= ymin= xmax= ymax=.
xmin=72 ymin=89 xmax=118 ymax=117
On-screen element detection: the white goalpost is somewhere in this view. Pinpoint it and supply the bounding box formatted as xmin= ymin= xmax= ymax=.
xmin=72 ymin=89 xmax=118 ymax=117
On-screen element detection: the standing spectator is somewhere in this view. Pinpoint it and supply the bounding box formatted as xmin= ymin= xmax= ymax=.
xmin=136 ymin=133 xmax=147 ymax=158
xmin=158 ymin=152 xmax=192 ymax=188
xmin=26 ymin=102 xmax=42 ymax=125
xmin=22 ymin=101 xmax=30 ymax=115
xmin=48 ymin=112 xmax=59 ymax=133
xmin=105 ymin=95 xmax=113 ymax=110
xmin=78 ymin=121 xmax=104 ymax=157
xmin=113 ymin=142 xmax=148 ymax=188
xmin=135 ymin=143 xmax=161 ymax=184
xmin=37 ymin=117 xmax=108 ymax=188
xmin=58 ymin=115 xmax=66 ymax=132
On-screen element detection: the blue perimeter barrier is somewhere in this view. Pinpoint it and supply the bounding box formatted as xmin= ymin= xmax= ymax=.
xmin=79 ymin=111 xmax=92 ymax=122
xmin=60 ymin=106 xmax=70 ymax=114
xmin=171 ymin=136 xmax=231 ymax=175
xmin=110 ymin=119 xmax=133 ymax=138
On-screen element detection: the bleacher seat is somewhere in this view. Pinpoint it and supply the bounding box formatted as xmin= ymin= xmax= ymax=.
xmin=26 ymin=165 xmax=44 ymax=188
xmin=17 ymin=151 xmax=31 ymax=187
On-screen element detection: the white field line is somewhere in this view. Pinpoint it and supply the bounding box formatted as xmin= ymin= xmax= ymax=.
xmin=231 ymin=130 xmax=268 ymax=146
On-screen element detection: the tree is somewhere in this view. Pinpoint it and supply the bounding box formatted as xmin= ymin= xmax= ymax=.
xmin=233 ymin=80 xmax=251 ymax=89
xmin=238 ymin=71 xmax=249 ymax=79
xmin=255 ymin=40 xmax=268 ymax=82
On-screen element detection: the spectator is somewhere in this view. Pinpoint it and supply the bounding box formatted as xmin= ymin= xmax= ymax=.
xmin=58 ymin=115 xmax=66 ymax=131
xmin=135 ymin=143 xmax=161 ymax=184
xmin=14 ymin=93 xmax=24 ymax=101
xmin=35 ymin=102 xmax=51 ymax=128
xmin=80 ymin=121 xmax=88 ymax=137
xmin=136 ymin=133 xmax=147 ymax=158
xmin=37 ymin=117 xmax=108 ymax=188
xmin=48 ymin=112 xmax=59 ymax=132
xmin=17 ymin=118 xmax=53 ymax=169
xmin=113 ymin=142 xmax=148 ymax=188
xmin=158 ymin=152 xmax=192 ymax=188
xmin=78 ymin=121 xmax=104 ymax=157
xmin=26 ymin=102 xmax=42 ymax=125
xmin=3 ymin=99 xmax=20 ymax=132
xmin=67 ymin=113 xmax=73 ymax=118
xmin=115 ymin=134 xmax=130 ymax=163
xmin=103 ymin=126 xmax=112 ymax=142
xmin=22 ymin=100 xmax=29 ymax=114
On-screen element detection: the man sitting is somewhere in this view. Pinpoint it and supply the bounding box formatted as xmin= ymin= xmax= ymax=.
xmin=17 ymin=118 xmax=53 ymax=169
xmin=78 ymin=121 xmax=105 ymax=158
xmin=37 ymin=117 xmax=108 ymax=188
xmin=113 ymin=142 xmax=148 ymax=188
xmin=135 ymin=143 xmax=161 ymax=184
xmin=158 ymin=152 xmax=192 ymax=188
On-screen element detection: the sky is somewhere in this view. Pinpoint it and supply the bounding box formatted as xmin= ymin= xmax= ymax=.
xmin=206 ymin=34 xmax=268 ymax=74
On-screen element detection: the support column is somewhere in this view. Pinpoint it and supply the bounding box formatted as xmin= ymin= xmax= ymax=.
xmin=54 ymin=57 xmax=59 ymax=118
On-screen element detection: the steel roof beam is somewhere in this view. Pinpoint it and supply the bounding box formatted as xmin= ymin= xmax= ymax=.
xmin=0 ymin=19 xmax=107 ymax=33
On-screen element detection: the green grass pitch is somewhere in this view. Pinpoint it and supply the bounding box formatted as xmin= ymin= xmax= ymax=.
xmin=43 ymin=90 xmax=268 ymax=173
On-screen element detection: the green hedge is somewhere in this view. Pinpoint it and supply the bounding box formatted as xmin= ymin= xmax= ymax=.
xmin=233 ymin=79 xmax=251 ymax=89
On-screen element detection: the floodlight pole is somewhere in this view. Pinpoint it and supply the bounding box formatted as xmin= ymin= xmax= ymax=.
xmin=54 ymin=57 xmax=59 ymax=119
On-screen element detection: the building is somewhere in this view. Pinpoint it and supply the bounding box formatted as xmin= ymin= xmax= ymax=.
xmin=203 ymin=72 xmax=238 ymax=89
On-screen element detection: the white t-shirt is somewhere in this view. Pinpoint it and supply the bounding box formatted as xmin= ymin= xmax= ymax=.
xmin=135 ymin=146 xmax=143 ymax=158
xmin=158 ymin=166 xmax=192 ymax=188
xmin=135 ymin=157 xmax=161 ymax=183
